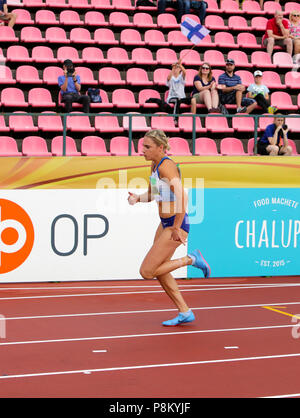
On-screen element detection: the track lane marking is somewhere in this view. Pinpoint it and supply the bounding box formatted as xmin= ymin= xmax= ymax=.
xmin=262 ymin=307 xmax=300 ymax=321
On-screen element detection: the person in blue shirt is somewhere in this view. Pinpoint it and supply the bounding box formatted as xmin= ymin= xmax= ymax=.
xmin=0 ymin=0 xmax=17 ymax=27
xmin=58 ymin=59 xmax=90 ymax=113
xmin=258 ymin=115 xmax=292 ymax=156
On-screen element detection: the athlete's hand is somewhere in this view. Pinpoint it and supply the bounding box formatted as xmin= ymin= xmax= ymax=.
xmin=171 ymin=228 xmax=186 ymax=245
xmin=128 ymin=192 xmax=139 ymax=205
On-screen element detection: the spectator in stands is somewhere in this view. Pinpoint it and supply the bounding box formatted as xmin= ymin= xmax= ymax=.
xmin=289 ymin=10 xmax=300 ymax=56
xmin=157 ymin=0 xmax=190 ymax=23
xmin=259 ymin=0 xmax=280 ymax=10
xmin=0 ymin=0 xmax=17 ymax=28
xmin=262 ymin=10 xmax=293 ymax=57
xmin=257 ymin=115 xmax=292 ymax=156
xmin=191 ymin=62 xmax=220 ymax=113
xmin=58 ymin=59 xmax=90 ymax=113
xmin=217 ymin=58 xmax=256 ymax=114
xmin=247 ymin=70 xmax=278 ymax=114
xmin=166 ymin=59 xmax=190 ymax=123
xmin=189 ymin=0 xmax=207 ymax=25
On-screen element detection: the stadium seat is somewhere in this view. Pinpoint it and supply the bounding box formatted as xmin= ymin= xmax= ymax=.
xmin=232 ymin=114 xmax=255 ymax=132
xmin=215 ymin=32 xmax=237 ymax=48
xmin=110 ymin=136 xmax=138 ymax=156
xmin=84 ymin=11 xmax=108 ymax=26
xmin=237 ymin=32 xmax=262 ymax=49
xmin=181 ymin=13 xmax=200 ymax=24
xmin=112 ymin=89 xmax=139 ymax=108
xmin=9 ymin=112 xmax=38 ymax=132
xmin=107 ymin=47 xmax=133 ymax=65
xmin=24 ymin=0 xmax=46 ymax=7
xmin=66 ymin=112 xmax=95 ymax=133
xmin=133 ymin=13 xmax=157 ymax=28
xmin=258 ymin=114 xmax=273 ymax=131
xmin=0 ymin=116 xmax=10 ymax=132
xmin=94 ymin=113 xmax=124 ymax=133
xmin=112 ymin=0 xmax=135 ymax=10
xmin=90 ymin=89 xmax=113 ymax=109
xmin=288 ymin=139 xmax=299 ymax=155
xmin=38 ymin=112 xmax=63 ymax=132
xmin=228 ymin=16 xmax=250 ymax=31
xmin=45 ymin=27 xmax=70 ymax=44
xmin=45 ymin=0 xmax=70 ymax=7
xmin=157 ymin=13 xmax=179 ymax=29
xmin=273 ymin=52 xmax=294 ymax=69
xmin=120 ymin=29 xmax=145 ymax=46
xmin=1 ymin=88 xmax=28 ymax=107
xmin=251 ymin=51 xmax=276 ymax=68
xmin=195 ymin=137 xmax=219 ymax=155
xmin=168 ymin=31 xmax=192 ymax=47
xmin=0 ymin=137 xmax=22 ymax=156
xmin=109 ymin=11 xmax=134 ymax=27
xmin=70 ymin=28 xmax=94 ymax=44
xmin=156 ymin=48 xmax=177 ymax=65
xmin=21 ymin=26 xmax=46 ymax=43
xmin=81 ymin=136 xmax=110 ymax=156
xmin=228 ymin=50 xmax=253 ymax=68
xmin=205 ymin=15 xmax=228 ymax=30
xmin=0 ymin=26 xmax=18 ymax=42
xmin=6 ymin=45 xmax=32 ymax=63
xmin=99 ymin=67 xmax=126 ymax=85
xmin=168 ymin=137 xmax=192 ymax=155
xmin=178 ymin=114 xmax=207 ymax=133
xmin=22 ymin=136 xmax=52 ymax=156
xmin=51 ymin=136 xmax=81 ymax=156
xmin=205 ymin=116 xmax=234 ymax=133
xmin=135 ymin=0 xmax=156 ymax=11
xmin=138 ymin=89 xmax=162 ymax=109
xmin=204 ymin=50 xmax=226 ymax=66
xmin=220 ymin=137 xmax=246 ymax=155
xmin=262 ymin=71 xmax=286 ymax=88
xmin=206 ymin=0 xmax=220 ymax=13
xmin=286 ymin=115 xmax=300 ymax=133
xmin=82 ymin=47 xmax=107 ymax=64
xmin=285 ymin=71 xmax=300 ymax=89
xmin=180 ymin=49 xmax=201 ymax=66
xmin=32 ymin=46 xmax=57 ymax=63
xmin=35 ymin=10 xmax=59 ymax=25
xmin=235 ymin=70 xmax=254 ymax=86
xmin=94 ymin=28 xmax=118 ymax=45
xmin=75 ymin=66 xmax=98 ymax=85
xmin=91 ymin=0 xmax=114 ymax=9
xmin=221 ymin=0 xmax=243 ymax=13
xmin=126 ymin=68 xmax=153 ymax=86
xmin=263 ymin=1 xmax=282 ymax=14
xmin=144 ymin=29 xmax=169 ymax=47
xmin=285 ymin=2 xmax=300 ymax=13
xmin=242 ymin=1 xmax=265 ymax=15
xmin=16 ymin=65 xmax=43 ymax=84
xmin=57 ymin=46 xmax=83 ymax=64
xmin=132 ymin=47 xmax=157 ymax=65
xmin=123 ymin=112 xmax=150 ymax=132
xmin=151 ymin=113 xmax=180 ymax=133
xmin=185 ymin=69 xmax=198 ymax=87
xmin=271 ymin=92 xmax=298 ymax=110
xmin=153 ymin=68 xmax=171 ymax=86
xmin=43 ymin=66 xmax=64 ymax=85
xmin=69 ymin=0 xmax=90 ymax=8
xmin=28 ymin=88 xmax=56 ymax=108
xmin=0 ymin=67 xmax=16 ymax=85
xmin=251 ymin=16 xmax=268 ymax=31
xmin=60 ymin=10 xmax=83 ymax=25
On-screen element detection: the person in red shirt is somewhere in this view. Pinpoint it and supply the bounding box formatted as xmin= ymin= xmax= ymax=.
xmin=262 ymin=10 xmax=293 ymax=56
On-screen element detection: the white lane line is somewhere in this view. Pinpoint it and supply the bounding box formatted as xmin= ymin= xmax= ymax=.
xmin=0 ymin=323 xmax=294 ymax=347
xmin=261 ymin=393 xmax=300 ymax=398
xmin=3 ymin=301 xmax=300 ymax=321
xmin=0 ymin=352 xmax=300 ymax=380
xmin=224 ymin=346 xmax=239 ymax=350
xmin=1 ymin=283 xmax=300 ymax=301
xmin=92 ymin=350 xmax=107 ymax=353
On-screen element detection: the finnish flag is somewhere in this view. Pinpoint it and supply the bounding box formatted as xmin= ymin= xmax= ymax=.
xmin=181 ymin=17 xmax=210 ymax=44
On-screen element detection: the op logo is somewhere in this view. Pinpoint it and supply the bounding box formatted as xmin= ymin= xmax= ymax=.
xmin=0 ymin=199 xmax=34 ymax=274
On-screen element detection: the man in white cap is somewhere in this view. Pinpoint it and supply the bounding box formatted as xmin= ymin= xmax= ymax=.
xmin=247 ymin=70 xmax=278 ymax=114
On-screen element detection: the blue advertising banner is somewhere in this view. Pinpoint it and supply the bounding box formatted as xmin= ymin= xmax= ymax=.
xmin=188 ymin=188 xmax=300 ymax=278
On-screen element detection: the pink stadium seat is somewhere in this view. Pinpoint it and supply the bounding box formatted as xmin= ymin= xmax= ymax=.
xmin=181 ymin=14 xmax=200 ymax=24
xmin=180 ymin=49 xmax=201 ymax=66
xmin=151 ymin=113 xmax=180 ymax=133
xmin=220 ymin=137 xmax=246 ymax=155
xmin=16 ymin=65 xmax=43 ymax=84
xmin=22 ymin=136 xmax=52 ymax=156
xmin=112 ymin=0 xmax=135 ymax=10
xmin=156 ymin=48 xmax=177 ymax=65
xmin=6 ymin=45 xmax=32 ymax=63
xmin=235 ymin=70 xmax=254 ymax=86
xmin=84 ymin=11 xmax=108 ymax=26
xmin=89 ymin=89 xmax=113 ymax=109
xmin=57 ymin=46 xmax=83 ymax=64
xmin=2 ymin=88 xmax=28 ymax=107
xmin=273 ymin=52 xmax=294 ymax=69
xmin=68 ymin=0 xmax=90 ymax=8
xmin=221 ymin=0 xmax=243 ymax=13
xmin=9 ymin=112 xmax=38 ymax=132
xmin=144 ymin=29 xmax=169 ymax=47
xmin=133 ymin=13 xmax=157 ymax=28
xmin=286 ymin=115 xmax=300 ymax=133
xmin=126 ymin=68 xmax=153 ymax=86
xmin=135 ymin=0 xmax=156 ymax=10
xmin=288 ymin=139 xmax=299 ymax=155
xmin=157 ymin=13 xmax=179 ymax=29
xmin=35 ymin=10 xmax=58 ymax=25
xmin=11 ymin=9 xmax=33 ymax=25
xmin=242 ymin=1 xmax=265 ymax=15
xmin=82 ymin=47 xmax=107 ymax=64
xmin=21 ymin=26 xmax=45 ymax=43
xmin=66 ymin=112 xmax=95 ymax=133
xmin=43 ymin=66 xmax=64 ymax=85
xmin=0 ymin=137 xmax=22 ymax=156
xmin=263 ymin=1 xmax=282 ymax=14
xmin=168 ymin=31 xmax=192 ymax=47
xmin=99 ymin=67 xmax=126 ymax=85
xmin=24 ymin=0 xmax=46 ymax=7
xmin=251 ymin=51 xmax=276 ymax=68
xmin=232 ymin=115 xmax=255 ymax=132
xmin=120 ymin=29 xmax=145 ymax=46
xmin=0 ymin=116 xmax=10 ymax=132
xmin=215 ymin=32 xmax=237 ymax=48
xmin=153 ymin=68 xmax=170 ymax=86
xmin=247 ymin=138 xmax=254 ymax=155
xmin=285 ymin=2 xmax=300 ymax=13
xmin=109 ymin=11 xmax=134 ymax=27
xmin=94 ymin=28 xmax=118 ymax=45
xmin=237 ymin=32 xmax=262 ymax=49
xmin=110 ymin=136 xmax=138 ymax=156
xmin=0 ymin=66 xmax=16 ymax=84
xmin=60 ymin=10 xmax=83 ymax=25
xmin=75 ymin=66 xmax=98 ymax=85
xmin=185 ymin=69 xmax=198 ymax=87
xmin=112 ymin=89 xmax=139 ymax=109
xmin=195 ymin=137 xmax=219 ymax=156
xmin=251 ymin=16 xmax=268 ymax=31
xmin=206 ymin=0 xmax=219 ymax=13
xmin=94 ymin=113 xmax=124 ymax=133
xmin=107 ymin=47 xmax=133 ymax=65
xmin=271 ymin=92 xmax=298 ymax=110
xmin=139 ymin=89 xmax=162 ymax=109
xmin=205 ymin=116 xmax=234 ymax=133
xmin=45 ymin=0 xmax=70 ymax=8
xmin=45 ymin=27 xmax=70 ymax=44
xmin=81 ymin=136 xmax=110 ymax=156
xmin=261 ymin=71 xmax=286 ymax=88
xmin=91 ymin=0 xmax=114 ymax=10
xmin=204 ymin=50 xmax=226 ymax=66
xmin=178 ymin=114 xmax=207 ymax=133
xmin=228 ymin=16 xmax=250 ymax=31
xmin=196 ymin=33 xmax=216 ymax=48
xmin=0 ymin=26 xmax=18 ymax=42
xmin=298 ymin=93 xmax=300 ymax=109
xmin=228 ymin=50 xmax=252 ymax=68
xmin=28 ymin=88 xmax=56 ymax=108
xmin=168 ymin=137 xmax=192 ymax=156
xmin=132 ymin=47 xmax=157 ymax=65
xmin=51 ymin=136 xmax=81 ymax=156
xmin=205 ymin=15 xmax=227 ymax=30
xmin=258 ymin=114 xmax=272 ymax=131
xmin=38 ymin=111 xmax=63 ymax=132
xmin=123 ymin=112 xmax=150 ymax=132
xmin=32 ymin=46 xmax=57 ymax=63
xmin=285 ymin=71 xmax=300 ymax=89
xmin=70 ymin=28 xmax=94 ymax=44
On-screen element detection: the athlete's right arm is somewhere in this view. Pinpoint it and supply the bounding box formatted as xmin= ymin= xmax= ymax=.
xmin=128 ymin=165 xmax=153 ymax=205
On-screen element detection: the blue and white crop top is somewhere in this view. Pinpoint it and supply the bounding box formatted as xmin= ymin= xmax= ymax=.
xmin=150 ymin=156 xmax=180 ymax=202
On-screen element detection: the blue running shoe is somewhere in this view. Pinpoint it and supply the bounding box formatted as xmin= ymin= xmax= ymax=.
xmin=188 ymin=249 xmax=211 ymax=278
xmin=162 ymin=310 xmax=195 ymax=326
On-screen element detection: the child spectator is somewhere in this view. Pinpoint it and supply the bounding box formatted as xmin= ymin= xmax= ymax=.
xmin=247 ymin=70 xmax=278 ymax=114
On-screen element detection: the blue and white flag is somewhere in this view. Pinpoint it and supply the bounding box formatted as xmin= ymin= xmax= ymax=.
xmin=181 ymin=17 xmax=210 ymax=44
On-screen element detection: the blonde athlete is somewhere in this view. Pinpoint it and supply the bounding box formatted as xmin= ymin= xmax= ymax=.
xmin=128 ymin=129 xmax=210 ymax=326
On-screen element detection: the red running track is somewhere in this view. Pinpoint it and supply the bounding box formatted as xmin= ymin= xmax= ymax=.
xmin=0 ymin=276 xmax=300 ymax=398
